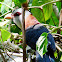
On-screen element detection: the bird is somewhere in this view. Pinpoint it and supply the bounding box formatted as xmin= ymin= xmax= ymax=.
xmin=5 ymin=8 xmax=56 ymax=62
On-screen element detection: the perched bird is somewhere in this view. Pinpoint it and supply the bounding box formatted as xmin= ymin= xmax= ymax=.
xmin=5 ymin=8 xmax=56 ymax=62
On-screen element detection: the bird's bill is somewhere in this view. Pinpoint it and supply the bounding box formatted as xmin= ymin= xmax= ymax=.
xmin=4 ymin=13 xmax=22 ymax=30
xmin=4 ymin=13 xmax=13 ymax=19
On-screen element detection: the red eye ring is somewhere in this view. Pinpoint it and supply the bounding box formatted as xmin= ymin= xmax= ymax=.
xmin=14 ymin=12 xmax=21 ymax=16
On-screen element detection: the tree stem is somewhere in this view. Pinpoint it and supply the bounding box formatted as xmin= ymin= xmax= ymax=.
xmin=22 ymin=6 xmax=26 ymax=62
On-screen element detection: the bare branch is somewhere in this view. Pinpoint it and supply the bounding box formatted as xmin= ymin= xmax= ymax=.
xmin=22 ymin=6 xmax=26 ymax=62
xmin=0 ymin=2 xmax=13 ymax=10
xmin=41 ymin=0 xmax=61 ymax=8
xmin=0 ymin=10 xmax=11 ymax=17
xmin=7 ymin=52 xmax=23 ymax=57
xmin=6 ymin=52 xmax=16 ymax=62
xmin=0 ymin=50 xmax=7 ymax=62
xmin=55 ymin=43 xmax=62 ymax=52
xmin=49 ymin=26 xmax=62 ymax=33
xmin=28 ymin=0 xmax=61 ymax=9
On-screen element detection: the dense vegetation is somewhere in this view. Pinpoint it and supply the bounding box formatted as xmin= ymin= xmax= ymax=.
xmin=0 ymin=0 xmax=62 ymax=62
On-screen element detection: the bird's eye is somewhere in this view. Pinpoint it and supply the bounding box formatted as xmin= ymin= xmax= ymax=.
xmin=14 ymin=12 xmax=21 ymax=16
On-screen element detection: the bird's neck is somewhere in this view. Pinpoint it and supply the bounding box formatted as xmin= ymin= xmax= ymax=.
xmin=25 ymin=14 xmax=40 ymax=29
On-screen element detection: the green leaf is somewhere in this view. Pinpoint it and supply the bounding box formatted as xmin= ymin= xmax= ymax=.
xmin=60 ymin=55 xmax=62 ymax=61
xmin=0 ymin=0 xmax=3 ymax=2
xmin=1 ymin=29 xmax=11 ymax=42
xmin=14 ymin=0 xmax=27 ymax=7
xmin=54 ymin=50 xmax=58 ymax=58
xmin=36 ymin=32 xmax=48 ymax=57
xmin=19 ymin=0 xmax=26 ymax=4
xmin=49 ymin=12 xmax=59 ymax=26
xmin=31 ymin=0 xmax=53 ymax=22
xmin=56 ymin=2 xmax=61 ymax=12
xmin=13 ymin=0 xmax=21 ymax=7
xmin=1 ymin=0 xmax=12 ymax=14
xmin=10 ymin=23 xmax=21 ymax=34
xmin=0 ymin=37 xmax=1 ymax=42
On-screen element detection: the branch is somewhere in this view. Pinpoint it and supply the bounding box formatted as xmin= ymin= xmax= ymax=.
xmin=41 ymin=23 xmax=57 ymax=28
xmin=7 ymin=52 xmax=23 ymax=57
xmin=22 ymin=6 xmax=26 ymax=62
xmin=0 ymin=10 xmax=11 ymax=17
xmin=6 ymin=52 xmax=16 ymax=62
xmin=59 ymin=9 xmax=62 ymax=26
xmin=0 ymin=2 xmax=13 ymax=10
xmin=41 ymin=0 xmax=61 ymax=8
xmin=3 ymin=40 xmax=23 ymax=53
xmin=28 ymin=6 xmax=40 ymax=9
xmin=49 ymin=26 xmax=62 ymax=33
xmin=55 ymin=43 xmax=62 ymax=52
xmin=28 ymin=0 xmax=61 ymax=9
xmin=0 ymin=50 xmax=7 ymax=62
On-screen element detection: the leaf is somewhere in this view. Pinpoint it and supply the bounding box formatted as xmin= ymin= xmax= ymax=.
xmin=1 ymin=0 xmax=12 ymax=14
xmin=54 ymin=50 xmax=58 ymax=58
xmin=1 ymin=29 xmax=11 ymax=42
xmin=60 ymin=55 xmax=62 ymax=61
xmin=0 ymin=37 xmax=1 ymax=42
xmin=0 ymin=0 xmax=3 ymax=2
xmin=14 ymin=0 xmax=27 ymax=7
xmin=19 ymin=0 xmax=26 ymax=4
xmin=13 ymin=0 xmax=22 ymax=7
xmin=49 ymin=12 xmax=59 ymax=26
xmin=31 ymin=0 xmax=53 ymax=22
xmin=36 ymin=32 xmax=48 ymax=58
xmin=10 ymin=24 xmax=21 ymax=34
xmin=56 ymin=2 xmax=61 ymax=12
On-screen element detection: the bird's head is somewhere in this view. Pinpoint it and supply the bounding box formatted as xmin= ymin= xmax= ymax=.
xmin=5 ymin=8 xmax=40 ymax=30
xmin=5 ymin=8 xmax=31 ymax=30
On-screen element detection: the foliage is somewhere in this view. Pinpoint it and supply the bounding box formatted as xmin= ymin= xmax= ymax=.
xmin=13 ymin=0 xmax=27 ymax=7
xmin=56 ymin=2 xmax=61 ymax=12
xmin=36 ymin=32 xmax=48 ymax=57
xmin=31 ymin=0 xmax=53 ymax=22
xmin=1 ymin=0 xmax=12 ymax=14
xmin=1 ymin=29 xmax=11 ymax=42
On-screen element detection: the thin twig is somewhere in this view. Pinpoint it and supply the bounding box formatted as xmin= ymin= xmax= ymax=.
xmin=0 ymin=2 xmax=13 ymax=10
xmin=6 ymin=52 xmax=16 ymax=62
xmin=28 ymin=6 xmax=40 ymax=9
xmin=41 ymin=0 xmax=61 ymax=8
xmin=0 ymin=10 xmax=11 ymax=17
xmin=41 ymin=23 xmax=57 ymax=28
xmin=28 ymin=0 xmax=61 ymax=9
xmin=55 ymin=43 xmax=62 ymax=52
xmin=0 ymin=50 xmax=7 ymax=62
xmin=49 ymin=26 xmax=62 ymax=33
xmin=7 ymin=52 xmax=23 ymax=57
